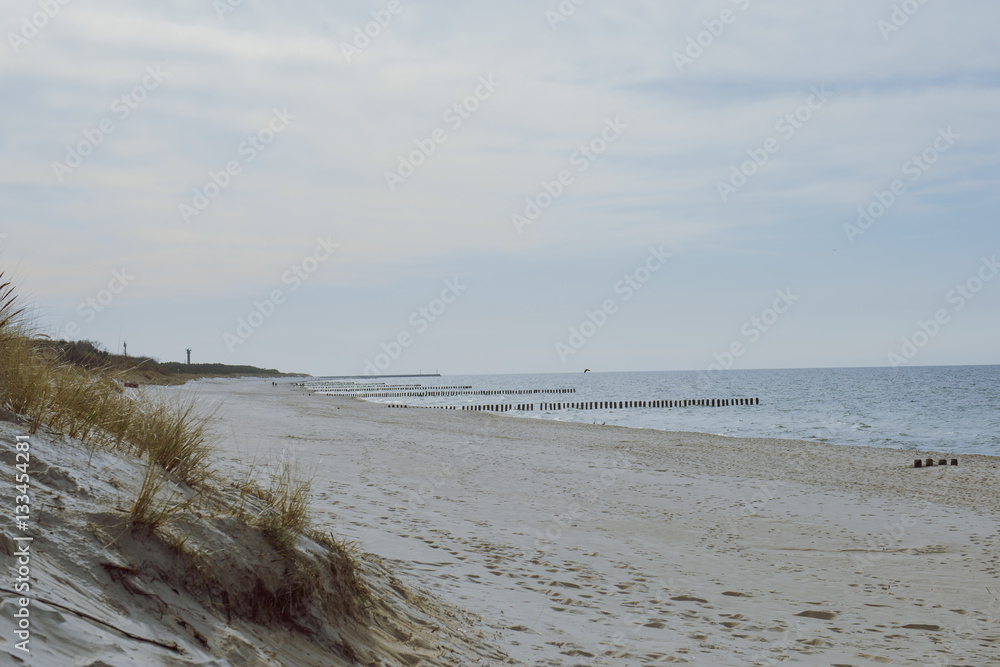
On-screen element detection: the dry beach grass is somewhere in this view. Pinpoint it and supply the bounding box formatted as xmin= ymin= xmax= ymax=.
xmin=0 ymin=277 xmax=507 ymax=665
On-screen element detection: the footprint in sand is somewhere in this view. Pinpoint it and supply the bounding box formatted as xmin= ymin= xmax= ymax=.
xmin=901 ymin=623 xmax=941 ymax=631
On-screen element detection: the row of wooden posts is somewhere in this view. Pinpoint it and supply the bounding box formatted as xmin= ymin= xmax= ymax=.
xmin=307 ymin=384 xmax=473 ymax=391
xmin=914 ymin=458 xmax=958 ymax=468
xmin=384 ymin=397 xmax=761 ymax=413
xmin=539 ymin=398 xmax=759 ymax=410
xmin=385 ymin=404 xmax=459 ymax=410
xmin=384 ymin=403 xmax=535 ymax=412
xmin=321 ymin=388 xmax=577 ymax=399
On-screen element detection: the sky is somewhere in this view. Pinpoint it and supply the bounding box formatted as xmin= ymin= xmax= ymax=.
xmin=1 ymin=0 xmax=998 ymax=376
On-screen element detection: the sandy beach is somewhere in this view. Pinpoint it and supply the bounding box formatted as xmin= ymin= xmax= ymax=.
xmin=170 ymin=378 xmax=997 ymax=666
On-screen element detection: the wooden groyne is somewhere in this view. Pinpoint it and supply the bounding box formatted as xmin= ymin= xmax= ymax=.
xmin=307 ymin=373 xmax=442 ymax=380
xmin=321 ymin=388 xmax=577 ymax=399
xmin=385 ymin=404 xmax=459 ymax=410
xmin=385 ymin=403 xmax=534 ymax=412
xmin=914 ymin=458 xmax=958 ymax=468
xmin=310 ymin=385 xmax=473 ymax=393
xmin=383 ymin=398 xmax=761 ymax=413
xmin=540 ymin=398 xmax=759 ymax=410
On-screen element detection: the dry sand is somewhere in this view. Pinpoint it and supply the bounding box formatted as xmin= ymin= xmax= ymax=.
xmin=194 ymin=379 xmax=1000 ymax=666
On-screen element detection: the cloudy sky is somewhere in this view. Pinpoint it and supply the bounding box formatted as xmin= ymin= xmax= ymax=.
xmin=2 ymin=0 xmax=998 ymax=375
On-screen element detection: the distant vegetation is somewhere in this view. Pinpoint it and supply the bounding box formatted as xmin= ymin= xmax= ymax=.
xmin=160 ymin=362 xmax=290 ymax=376
xmin=34 ymin=339 xmax=304 ymax=384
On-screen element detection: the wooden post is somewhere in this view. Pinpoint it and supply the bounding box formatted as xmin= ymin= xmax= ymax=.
xmin=914 ymin=459 xmax=922 ymax=467
xmin=938 ymin=459 xmax=947 ymax=466
xmin=951 ymin=459 xmax=958 ymax=466
xmin=926 ymin=458 xmax=935 ymax=466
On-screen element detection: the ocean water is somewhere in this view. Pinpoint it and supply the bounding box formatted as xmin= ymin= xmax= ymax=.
xmin=307 ymin=366 xmax=1000 ymax=456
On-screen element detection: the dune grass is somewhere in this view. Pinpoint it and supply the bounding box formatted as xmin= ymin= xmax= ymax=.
xmin=252 ymin=459 xmax=313 ymax=552
xmin=0 ymin=273 xmax=367 ymax=625
xmin=129 ymin=453 xmax=192 ymax=532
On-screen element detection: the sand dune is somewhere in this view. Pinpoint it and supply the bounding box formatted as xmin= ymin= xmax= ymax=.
xmin=0 ymin=406 xmax=508 ymax=666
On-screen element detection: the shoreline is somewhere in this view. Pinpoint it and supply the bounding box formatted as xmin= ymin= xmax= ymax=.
xmin=296 ymin=365 xmax=1000 ymax=457
xmin=299 ymin=385 xmax=998 ymax=467
xmin=190 ymin=378 xmax=1000 ymax=664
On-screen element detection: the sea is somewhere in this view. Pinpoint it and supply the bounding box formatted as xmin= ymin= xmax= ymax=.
xmin=305 ymin=366 xmax=1000 ymax=457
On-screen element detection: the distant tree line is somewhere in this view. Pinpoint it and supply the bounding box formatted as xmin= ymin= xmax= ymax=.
xmin=36 ymin=339 xmax=295 ymax=377
xmin=160 ymin=362 xmax=286 ymax=376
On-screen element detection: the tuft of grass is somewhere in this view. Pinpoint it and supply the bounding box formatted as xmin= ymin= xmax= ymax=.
xmin=0 ymin=274 xmax=24 ymax=334
xmin=0 ymin=339 xmax=55 ymax=432
xmin=128 ymin=394 xmax=213 ymax=485
xmin=46 ymin=366 xmax=136 ymax=446
xmin=129 ymin=454 xmax=189 ymax=533
xmin=253 ymin=459 xmax=312 ymax=552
